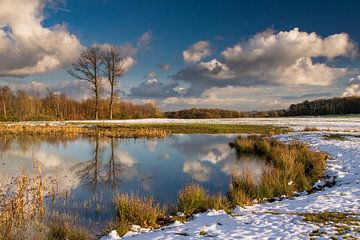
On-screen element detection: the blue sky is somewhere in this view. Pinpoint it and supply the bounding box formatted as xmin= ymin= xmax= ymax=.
xmin=1 ymin=0 xmax=360 ymax=110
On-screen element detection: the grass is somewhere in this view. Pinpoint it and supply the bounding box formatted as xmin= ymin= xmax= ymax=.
xmin=323 ymin=134 xmax=347 ymax=141
xmin=46 ymin=219 xmax=90 ymax=240
xmin=303 ymin=127 xmax=319 ymax=132
xmin=0 ymin=123 xmax=287 ymax=139
xmin=113 ymin=193 xmax=165 ymax=236
xmin=302 ymin=212 xmax=360 ymax=237
xmin=177 ymin=184 xmax=232 ymax=215
xmin=228 ymin=135 xmax=328 ymax=205
xmin=0 ymin=169 xmax=91 ymax=240
xmin=0 ymin=124 xmax=170 ymax=139
xmin=102 ymin=123 xmax=288 ymax=135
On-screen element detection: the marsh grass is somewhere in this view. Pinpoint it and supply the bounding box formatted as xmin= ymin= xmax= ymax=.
xmin=113 ymin=193 xmax=165 ymax=236
xmin=228 ymin=135 xmax=328 ymax=205
xmin=302 ymin=212 xmax=360 ymax=237
xmin=0 ymin=169 xmax=91 ymax=240
xmin=323 ymin=134 xmax=347 ymax=141
xmin=177 ymin=184 xmax=232 ymax=215
xmin=0 ymin=124 xmax=170 ymax=139
xmin=0 ymin=123 xmax=287 ymax=139
xmin=303 ymin=127 xmax=319 ymax=132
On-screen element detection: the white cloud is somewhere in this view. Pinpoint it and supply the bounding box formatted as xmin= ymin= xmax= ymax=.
xmin=173 ymin=28 xmax=356 ymax=97
xmin=137 ymin=30 xmax=152 ymax=49
xmin=183 ymin=160 xmax=211 ymax=182
xmin=145 ymin=71 xmax=157 ymax=79
xmin=199 ymin=59 xmax=236 ymax=79
xmin=342 ymin=84 xmax=360 ymax=97
xmin=0 ymin=0 xmax=82 ymax=77
xmin=157 ymin=63 xmax=170 ymax=70
xmin=221 ymin=28 xmax=355 ymax=85
xmin=183 ymin=40 xmax=212 ymax=63
xmin=160 ymin=85 xmax=334 ymax=111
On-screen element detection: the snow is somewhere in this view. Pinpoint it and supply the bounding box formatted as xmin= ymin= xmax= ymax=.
xmin=7 ymin=116 xmax=360 ymax=132
xmin=99 ymin=118 xmax=360 ymax=239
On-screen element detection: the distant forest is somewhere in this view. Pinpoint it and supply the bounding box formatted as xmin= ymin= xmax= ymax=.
xmin=165 ymin=96 xmax=360 ymax=119
xmin=0 ymin=85 xmax=359 ymax=121
xmin=0 ymin=86 xmax=162 ymax=121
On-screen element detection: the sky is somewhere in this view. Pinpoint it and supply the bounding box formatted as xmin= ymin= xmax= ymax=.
xmin=0 ymin=0 xmax=360 ymax=111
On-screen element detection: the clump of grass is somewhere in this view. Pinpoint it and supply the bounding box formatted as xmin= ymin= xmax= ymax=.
xmin=302 ymin=212 xmax=360 ymax=237
xmin=228 ymin=135 xmax=328 ymax=205
xmin=46 ymin=219 xmax=90 ymax=240
xmin=323 ymin=134 xmax=347 ymax=141
xmin=177 ymin=184 xmax=232 ymax=215
xmin=177 ymin=184 xmax=208 ymax=215
xmin=114 ymin=193 xmax=165 ymax=236
xmin=0 ymin=169 xmax=89 ymax=240
xmin=303 ymin=127 xmax=319 ymax=132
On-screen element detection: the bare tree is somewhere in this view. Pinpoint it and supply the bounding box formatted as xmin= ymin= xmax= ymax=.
xmin=68 ymin=45 xmax=104 ymax=119
xmin=103 ymin=45 xmax=126 ymax=119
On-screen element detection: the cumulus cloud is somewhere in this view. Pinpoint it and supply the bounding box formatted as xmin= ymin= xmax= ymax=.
xmin=342 ymin=75 xmax=360 ymax=97
xmin=157 ymin=63 xmax=171 ymax=70
xmin=130 ymin=79 xmax=180 ymax=98
xmin=183 ymin=160 xmax=211 ymax=182
xmin=144 ymin=71 xmax=157 ymax=79
xmin=160 ymin=85 xmax=335 ymax=111
xmin=137 ymin=30 xmax=152 ymax=49
xmin=173 ymin=28 xmax=356 ymax=96
xmin=0 ymin=0 xmax=82 ymax=77
xmin=182 ymin=40 xmax=212 ymax=63
xmin=342 ymin=84 xmax=360 ymax=97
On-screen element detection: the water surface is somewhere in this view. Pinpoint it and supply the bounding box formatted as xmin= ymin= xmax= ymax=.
xmin=0 ymin=134 xmax=269 ymax=224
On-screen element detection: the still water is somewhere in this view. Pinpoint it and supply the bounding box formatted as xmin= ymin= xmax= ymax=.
xmin=0 ymin=134 xmax=269 ymax=224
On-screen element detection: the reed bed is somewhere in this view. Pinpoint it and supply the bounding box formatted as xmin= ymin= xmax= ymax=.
xmin=0 ymin=124 xmax=170 ymax=139
xmin=0 ymin=169 xmax=91 ymax=240
xmin=228 ymin=135 xmax=328 ymax=205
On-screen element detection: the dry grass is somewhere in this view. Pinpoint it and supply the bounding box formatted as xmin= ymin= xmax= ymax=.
xmin=303 ymin=127 xmax=319 ymax=132
xmin=114 ymin=193 xmax=165 ymax=236
xmin=0 ymin=124 xmax=170 ymax=139
xmin=177 ymin=184 xmax=232 ymax=215
xmin=0 ymin=169 xmax=89 ymax=240
xmin=228 ymin=135 xmax=328 ymax=206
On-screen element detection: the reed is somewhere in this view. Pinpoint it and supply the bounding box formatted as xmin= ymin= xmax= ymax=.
xmin=228 ymin=135 xmax=328 ymax=205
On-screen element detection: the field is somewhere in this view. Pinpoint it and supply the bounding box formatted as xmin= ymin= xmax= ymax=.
xmin=0 ymin=117 xmax=359 ymax=239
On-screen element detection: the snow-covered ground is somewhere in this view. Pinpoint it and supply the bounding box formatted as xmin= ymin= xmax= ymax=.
xmin=100 ymin=119 xmax=360 ymax=240
xmin=6 ymin=116 xmax=360 ymax=132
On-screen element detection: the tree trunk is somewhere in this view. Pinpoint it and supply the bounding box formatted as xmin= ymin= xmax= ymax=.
xmin=95 ymin=90 xmax=99 ymax=120
xmin=3 ymin=101 xmax=6 ymax=119
xmin=109 ymin=85 xmax=114 ymax=120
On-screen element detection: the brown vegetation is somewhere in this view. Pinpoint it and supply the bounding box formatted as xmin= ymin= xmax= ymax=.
xmin=0 ymin=85 xmax=163 ymax=121
xmin=228 ymin=135 xmax=328 ymax=205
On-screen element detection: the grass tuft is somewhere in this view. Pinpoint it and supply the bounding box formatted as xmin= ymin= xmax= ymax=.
xmin=228 ymin=135 xmax=328 ymax=205
xmin=114 ymin=193 xmax=165 ymax=236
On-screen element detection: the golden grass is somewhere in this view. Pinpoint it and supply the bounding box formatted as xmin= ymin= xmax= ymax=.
xmin=177 ymin=184 xmax=232 ymax=215
xmin=228 ymin=135 xmax=328 ymax=206
xmin=0 ymin=169 xmax=90 ymax=240
xmin=114 ymin=193 xmax=165 ymax=236
xmin=0 ymin=124 xmax=170 ymax=139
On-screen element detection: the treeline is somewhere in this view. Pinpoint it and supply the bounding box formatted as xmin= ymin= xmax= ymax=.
xmin=165 ymin=96 xmax=360 ymax=118
xmin=165 ymin=108 xmax=287 ymax=118
xmin=165 ymin=108 xmax=241 ymax=118
xmin=286 ymin=96 xmax=360 ymax=116
xmin=0 ymin=86 xmax=162 ymax=121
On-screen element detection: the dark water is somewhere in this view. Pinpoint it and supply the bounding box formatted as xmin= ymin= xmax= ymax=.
xmin=0 ymin=134 xmax=269 ymax=225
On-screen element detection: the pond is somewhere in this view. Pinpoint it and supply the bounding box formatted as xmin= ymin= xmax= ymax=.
xmin=0 ymin=134 xmax=269 ymax=228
